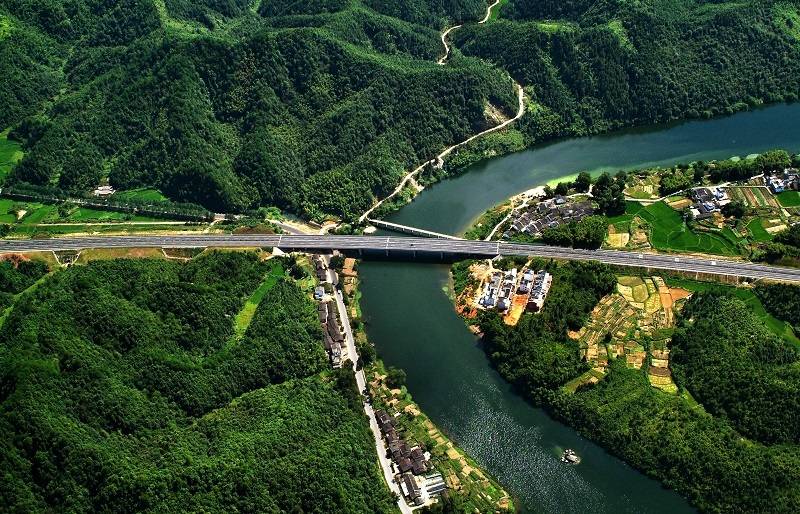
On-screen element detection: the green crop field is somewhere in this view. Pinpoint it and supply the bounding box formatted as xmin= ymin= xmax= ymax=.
xmin=747 ymin=218 xmax=773 ymax=242
xmin=606 ymin=201 xmax=645 ymax=225
xmin=777 ymin=191 xmax=800 ymax=207
xmin=638 ymin=201 xmax=741 ymax=255
xmin=18 ymin=204 xmax=55 ymax=224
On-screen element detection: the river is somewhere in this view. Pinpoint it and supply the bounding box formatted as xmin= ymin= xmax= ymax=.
xmin=359 ymin=103 xmax=800 ymax=513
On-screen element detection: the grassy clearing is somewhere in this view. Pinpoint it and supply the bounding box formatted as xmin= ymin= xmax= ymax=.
xmin=76 ymin=248 xmax=165 ymax=263
xmin=0 ymin=269 xmax=53 ymax=330
xmin=0 ymin=128 xmax=23 ymax=183
xmin=113 ymin=188 xmax=168 ymax=202
xmin=777 ymin=191 xmax=800 ymax=207
xmin=747 ymin=218 xmax=773 ymax=242
xmin=607 ymin=19 xmax=634 ymax=50
xmin=664 ymin=278 xmax=800 ymax=346
xmin=230 ymin=261 xmax=284 ymax=343
xmin=488 ymin=0 xmax=510 ymax=20
xmin=63 ymin=207 xmax=161 ymax=222
xmin=536 ymin=20 xmax=573 ymax=32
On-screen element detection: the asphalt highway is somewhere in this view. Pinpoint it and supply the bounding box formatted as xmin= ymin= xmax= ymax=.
xmin=2 ymin=234 xmax=799 ymax=282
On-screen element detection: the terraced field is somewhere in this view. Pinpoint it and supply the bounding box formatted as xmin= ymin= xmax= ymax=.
xmin=569 ymin=275 xmax=691 ymax=394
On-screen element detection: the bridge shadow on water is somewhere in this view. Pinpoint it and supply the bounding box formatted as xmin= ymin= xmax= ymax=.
xmin=340 ymin=248 xmax=469 ymax=264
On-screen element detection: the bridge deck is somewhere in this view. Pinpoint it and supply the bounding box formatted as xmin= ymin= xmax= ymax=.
xmin=1 ymin=234 xmax=798 ymax=282
xmin=366 ymin=219 xmax=458 ymax=240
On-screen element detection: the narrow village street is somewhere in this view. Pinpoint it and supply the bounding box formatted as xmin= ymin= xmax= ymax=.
xmin=324 ymin=257 xmax=414 ymax=514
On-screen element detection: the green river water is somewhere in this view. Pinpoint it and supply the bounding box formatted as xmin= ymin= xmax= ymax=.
xmin=359 ymin=103 xmax=800 ymax=513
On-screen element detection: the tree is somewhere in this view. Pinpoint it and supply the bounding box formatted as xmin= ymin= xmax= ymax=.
xmin=555 ymin=182 xmax=570 ymax=196
xmin=573 ymin=172 xmax=592 ymax=193
xmin=592 ymin=172 xmax=625 ymax=215
xmin=721 ymin=201 xmax=745 ymax=219
xmin=385 ymin=366 xmax=407 ymax=388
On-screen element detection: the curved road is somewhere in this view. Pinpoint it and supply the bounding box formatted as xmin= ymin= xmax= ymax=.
xmin=2 ymin=234 xmax=798 ymax=282
xmin=359 ymin=3 xmax=525 ymax=223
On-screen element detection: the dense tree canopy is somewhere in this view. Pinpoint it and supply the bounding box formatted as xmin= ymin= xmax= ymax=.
xmin=541 ymin=215 xmax=608 ymax=249
xmin=671 ymin=292 xmax=800 ymax=444
xmin=754 ymin=283 xmax=800 ymax=333
xmin=0 ymin=253 xmax=395 ymax=512
xmin=455 ymin=1 xmax=800 ymax=143
xmin=0 ymin=0 xmax=516 ymax=219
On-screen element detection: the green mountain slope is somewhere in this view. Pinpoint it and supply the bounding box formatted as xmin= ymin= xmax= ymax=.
xmin=0 ymin=0 xmax=516 ymax=219
xmin=0 ymin=253 xmax=395 ymax=512
xmin=455 ymin=0 xmax=800 ymax=141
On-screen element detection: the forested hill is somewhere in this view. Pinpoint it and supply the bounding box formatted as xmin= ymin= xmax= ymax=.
xmin=454 ymin=0 xmax=800 ymax=142
xmin=0 ymin=253 xmax=396 ymax=512
xmin=1 ymin=0 xmax=515 ymax=219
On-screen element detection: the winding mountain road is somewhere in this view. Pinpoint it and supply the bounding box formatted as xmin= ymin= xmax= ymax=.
xmin=359 ymin=3 xmax=525 ymax=223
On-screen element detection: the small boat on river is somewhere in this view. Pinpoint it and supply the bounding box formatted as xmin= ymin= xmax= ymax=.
xmin=561 ymin=448 xmax=581 ymax=465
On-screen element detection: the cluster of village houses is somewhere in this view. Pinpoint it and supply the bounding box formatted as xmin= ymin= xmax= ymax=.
xmin=766 ymin=168 xmax=799 ymax=194
xmin=477 ymin=267 xmax=553 ymax=316
xmin=503 ymin=196 xmax=594 ymax=239
xmin=689 ymin=186 xmax=730 ymax=220
xmin=689 ymin=168 xmax=799 ymax=220
xmin=313 ymin=255 xmax=345 ymax=368
xmin=375 ymin=410 xmax=446 ymax=506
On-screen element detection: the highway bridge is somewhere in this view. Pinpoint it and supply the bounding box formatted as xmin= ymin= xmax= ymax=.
xmin=1 ymin=234 xmax=799 ymax=283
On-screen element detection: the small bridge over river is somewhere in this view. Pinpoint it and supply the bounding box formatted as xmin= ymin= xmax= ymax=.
xmin=366 ymin=219 xmax=458 ymax=239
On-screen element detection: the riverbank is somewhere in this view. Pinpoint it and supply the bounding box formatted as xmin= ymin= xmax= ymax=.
xmin=359 ymin=102 xmax=800 ymax=514
xmin=336 ymin=258 xmax=514 ymax=511
xmin=459 ymin=149 xmax=800 ymax=264
xmin=447 ymin=257 xmax=800 ymax=512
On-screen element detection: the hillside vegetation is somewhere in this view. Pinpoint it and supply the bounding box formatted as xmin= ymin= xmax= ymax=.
xmin=470 ymin=260 xmax=800 ymax=512
xmin=0 ymin=0 xmax=516 ymax=219
xmin=454 ymin=0 xmax=800 ymax=142
xmin=4 ymin=0 xmax=799 ymax=220
xmin=0 ymin=253 xmax=395 ymax=512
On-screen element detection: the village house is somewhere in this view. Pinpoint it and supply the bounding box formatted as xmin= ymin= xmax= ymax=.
xmin=766 ymin=169 xmax=800 ymax=194
xmin=689 ymin=186 xmax=729 ymax=220
xmin=526 ymin=270 xmax=553 ymax=312
xmin=503 ymin=197 xmax=594 ymax=239
xmin=478 ymin=269 xmax=517 ymax=312
xmin=400 ymin=473 xmax=423 ymax=506
xmin=93 ymin=185 xmax=115 ymax=197
xmin=478 ymin=267 xmax=553 ymax=316
xmin=312 ymin=255 xmax=328 ymax=283
xmin=374 ymin=409 xmax=436 ymax=505
xmin=316 ymin=300 xmax=343 ymax=367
